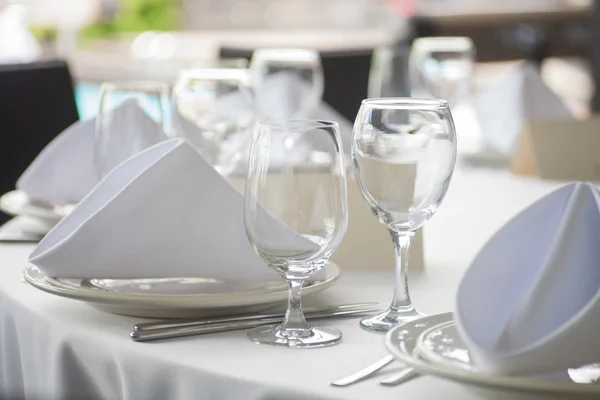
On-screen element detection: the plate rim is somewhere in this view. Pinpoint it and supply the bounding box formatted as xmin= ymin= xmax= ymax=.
xmin=385 ymin=315 xmax=600 ymax=396
xmin=23 ymin=263 xmax=340 ymax=308
xmin=0 ymin=190 xmax=70 ymax=221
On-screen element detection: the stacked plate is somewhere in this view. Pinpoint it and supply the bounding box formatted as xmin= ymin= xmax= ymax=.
xmin=0 ymin=190 xmax=73 ymax=223
xmin=24 ymin=263 xmax=340 ymax=318
xmin=386 ymin=314 xmax=600 ymax=398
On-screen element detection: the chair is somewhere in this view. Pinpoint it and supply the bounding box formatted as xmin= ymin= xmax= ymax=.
xmin=0 ymin=60 xmax=79 ymax=223
xmin=219 ymin=47 xmax=373 ymax=122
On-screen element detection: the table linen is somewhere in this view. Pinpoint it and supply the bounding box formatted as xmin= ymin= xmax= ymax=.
xmin=0 ymin=163 xmax=567 ymax=399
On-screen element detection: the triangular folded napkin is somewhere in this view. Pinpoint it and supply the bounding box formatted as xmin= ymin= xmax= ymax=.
xmin=475 ymin=62 xmax=573 ymax=156
xmin=17 ymin=100 xmax=167 ymax=205
xmin=456 ymin=182 xmax=600 ymax=376
xmin=29 ymin=139 xmax=318 ymax=282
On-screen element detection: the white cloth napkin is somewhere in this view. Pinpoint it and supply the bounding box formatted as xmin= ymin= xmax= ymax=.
xmin=17 ymin=100 xmax=168 ymax=205
xmin=29 ymin=139 xmax=318 ymax=281
xmin=456 ymin=182 xmax=600 ymax=376
xmin=475 ymin=62 xmax=573 ymax=156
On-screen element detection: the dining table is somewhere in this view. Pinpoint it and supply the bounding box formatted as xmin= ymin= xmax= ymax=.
xmin=0 ymin=158 xmax=568 ymax=399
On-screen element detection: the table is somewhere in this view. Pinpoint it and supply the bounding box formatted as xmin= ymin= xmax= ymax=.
xmin=0 ymin=160 xmax=569 ymax=399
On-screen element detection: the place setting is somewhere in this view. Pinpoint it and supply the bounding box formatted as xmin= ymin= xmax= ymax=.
xmin=16 ymin=59 xmax=458 ymax=351
xmin=329 ymin=181 xmax=600 ymax=398
xmin=8 ymin=50 xmax=377 ymax=348
xmin=4 ymin=43 xmax=600 ymax=400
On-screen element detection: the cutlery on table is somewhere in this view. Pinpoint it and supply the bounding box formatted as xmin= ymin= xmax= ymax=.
xmin=330 ymin=355 xmax=395 ymax=387
xmin=130 ymin=304 xmax=379 ymax=342
xmin=379 ymin=368 xmax=420 ymax=386
xmin=330 ymin=354 xmax=422 ymax=387
xmin=133 ymin=302 xmax=378 ymax=332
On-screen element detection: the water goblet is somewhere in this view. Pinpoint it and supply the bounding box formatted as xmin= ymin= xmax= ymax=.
xmin=94 ymin=81 xmax=169 ymax=179
xmin=171 ymin=67 xmax=253 ymax=176
xmin=352 ymin=98 xmax=457 ymax=331
xmin=409 ymin=37 xmax=475 ymax=108
xmin=244 ymin=120 xmax=348 ymax=348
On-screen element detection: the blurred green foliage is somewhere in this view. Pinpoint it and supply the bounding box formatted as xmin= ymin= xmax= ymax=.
xmin=82 ymin=0 xmax=180 ymax=39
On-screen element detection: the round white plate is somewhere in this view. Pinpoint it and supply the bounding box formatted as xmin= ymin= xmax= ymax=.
xmin=0 ymin=190 xmax=74 ymax=222
xmin=386 ymin=314 xmax=600 ymax=398
xmin=23 ymin=263 xmax=340 ymax=318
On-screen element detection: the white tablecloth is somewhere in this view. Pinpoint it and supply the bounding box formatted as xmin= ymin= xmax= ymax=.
xmin=0 ymin=162 xmax=566 ymax=399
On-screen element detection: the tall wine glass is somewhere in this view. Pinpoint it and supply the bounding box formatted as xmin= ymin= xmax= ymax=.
xmin=352 ymin=98 xmax=457 ymax=331
xmin=249 ymin=48 xmax=323 ymax=121
xmin=94 ymin=81 xmax=169 ymax=179
xmin=244 ymin=120 xmax=348 ymax=348
xmin=369 ymin=44 xmax=411 ymax=98
xmin=409 ymin=37 xmax=474 ymax=108
xmin=171 ymin=67 xmax=253 ymax=176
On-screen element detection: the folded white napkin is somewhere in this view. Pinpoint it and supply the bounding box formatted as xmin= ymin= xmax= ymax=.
xmin=475 ymin=62 xmax=573 ymax=156
xmin=17 ymin=100 xmax=168 ymax=205
xmin=29 ymin=139 xmax=318 ymax=281
xmin=456 ymin=182 xmax=600 ymax=376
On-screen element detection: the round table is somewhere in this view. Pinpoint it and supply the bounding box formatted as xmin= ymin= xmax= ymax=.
xmin=0 ymin=162 xmax=565 ymax=399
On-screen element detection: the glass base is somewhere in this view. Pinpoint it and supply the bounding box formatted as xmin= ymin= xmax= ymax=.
xmin=247 ymin=324 xmax=342 ymax=348
xmin=360 ymin=307 xmax=424 ymax=332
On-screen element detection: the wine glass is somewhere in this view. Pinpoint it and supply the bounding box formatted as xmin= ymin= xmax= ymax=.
xmin=244 ymin=120 xmax=348 ymax=348
xmin=171 ymin=67 xmax=253 ymax=176
xmin=369 ymin=44 xmax=412 ymax=98
xmin=94 ymin=81 xmax=169 ymax=179
xmin=352 ymin=98 xmax=457 ymax=331
xmin=409 ymin=37 xmax=475 ymax=108
xmin=249 ymin=48 xmax=323 ymax=121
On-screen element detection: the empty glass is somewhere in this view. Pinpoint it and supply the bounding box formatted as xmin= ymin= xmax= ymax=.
xmin=352 ymin=98 xmax=457 ymax=331
xmin=94 ymin=81 xmax=169 ymax=179
xmin=244 ymin=120 xmax=348 ymax=348
xmin=369 ymin=44 xmax=412 ymax=98
xmin=249 ymin=48 xmax=323 ymax=121
xmin=171 ymin=67 xmax=253 ymax=176
xmin=409 ymin=37 xmax=475 ymax=108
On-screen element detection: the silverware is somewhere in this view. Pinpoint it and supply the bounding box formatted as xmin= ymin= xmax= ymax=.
xmin=133 ymin=302 xmax=379 ymax=332
xmin=0 ymin=232 xmax=44 ymax=243
xmin=330 ymin=355 xmax=395 ymax=387
xmin=330 ymin=355 xmax=421 ymax=387
xmin=379 ymin=368 xmax=420 ymax=386
xmin=130 ymin=306 xmax=379 ymax=342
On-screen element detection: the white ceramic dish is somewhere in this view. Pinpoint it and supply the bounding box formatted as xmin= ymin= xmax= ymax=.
xmin=0 ymin=190 xmax=74 ymax=222
xmin=23 ymin=263 xmax=340 ymax=318
xmin=386 ymin=314 xmax=600 ymax=399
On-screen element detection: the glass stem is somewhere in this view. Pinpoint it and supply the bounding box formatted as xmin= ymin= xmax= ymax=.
xmin=279 ymin=280 xmax=310 ymax=336
xmin=389 ymin=231 xmax=415 ymax=312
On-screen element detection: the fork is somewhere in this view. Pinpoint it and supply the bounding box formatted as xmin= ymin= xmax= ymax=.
xmin=330 ymin=355 xmax=420 ymax=387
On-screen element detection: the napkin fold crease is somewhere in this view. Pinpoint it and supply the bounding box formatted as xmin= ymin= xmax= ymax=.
xmin=456 ymin=182 xmax=600 ymax=376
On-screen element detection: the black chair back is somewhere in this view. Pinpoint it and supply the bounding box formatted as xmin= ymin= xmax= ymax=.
xmin=219 ymin=47 xmax=372 ymax=122
xmin=0 ymin=60 xmax=79 ymax=223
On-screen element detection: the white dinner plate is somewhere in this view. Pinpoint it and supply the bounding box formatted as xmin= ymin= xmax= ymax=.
xmin=23 ymin=263 xmax=340 ymax=318
xmin=386 ymin=314 xmax=600 ymax=398
xmin=0 ymin=190 xmax=74 ymax=222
